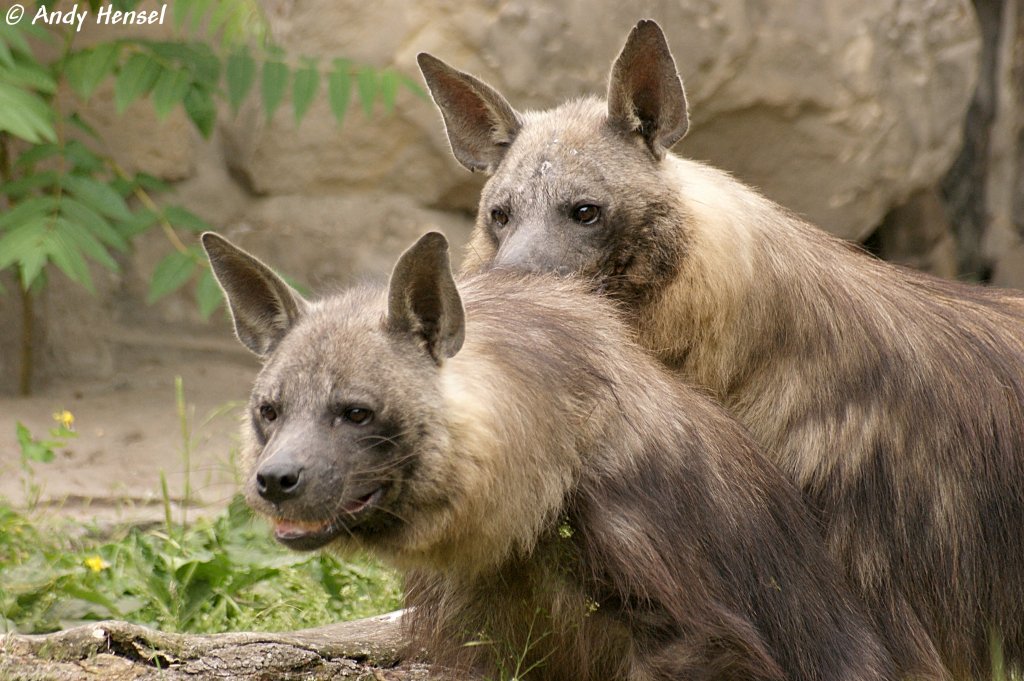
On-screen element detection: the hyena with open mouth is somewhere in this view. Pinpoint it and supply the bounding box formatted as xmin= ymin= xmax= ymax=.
xmin=204 ymin=231 xmax=894 ymax=681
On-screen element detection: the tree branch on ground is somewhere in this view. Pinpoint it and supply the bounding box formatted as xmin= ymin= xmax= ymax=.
xmin=0 ymin=611 xmax=475 ymax=680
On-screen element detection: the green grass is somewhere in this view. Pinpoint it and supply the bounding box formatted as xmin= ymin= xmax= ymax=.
xmin=0 ymin=494 xmax=402 ymax=635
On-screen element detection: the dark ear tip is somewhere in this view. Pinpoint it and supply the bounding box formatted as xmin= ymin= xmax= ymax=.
xmin=417 ymin=230 xmax=450 ymax=253
xmin=417 ymin=52 xmax=442 ymax=72
xmin=630 ymin=19 xmax=668 ymax=45
xmin=635 ymin=18 xmax=663 ymax=32
xmin=201 ymin=231 xmax=226 ymax=253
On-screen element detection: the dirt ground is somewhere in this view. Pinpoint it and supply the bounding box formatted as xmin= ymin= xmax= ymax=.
xmin=0 ymin=349 xmax=261 ymax=525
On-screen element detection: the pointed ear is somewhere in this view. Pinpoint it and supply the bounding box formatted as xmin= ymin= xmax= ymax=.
xmin=201 ymin=232 xmax=307 ymax=357
xmin=387 ymin=232 xmax=465 ymax=363
xmin=417 ymin=53 xmax=522 ymax=174
xmin=607 ymin=19 xmax=689 ymax=159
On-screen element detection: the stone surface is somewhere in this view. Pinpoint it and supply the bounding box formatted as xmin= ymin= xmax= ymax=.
xmin=979 ymin=0 xmax=1024 ymax=289
xmin=221 ymin=193 xmax=473 ymax=290
xmin=867 ymin=190 xmax=959 ymax=278
xmin=67 ymin=84 xmax=199 ymax=182
xmin=54 ymin=0 xmax=200 ymax=182
xmin=228 ymin=0 xmax=980 ymax=241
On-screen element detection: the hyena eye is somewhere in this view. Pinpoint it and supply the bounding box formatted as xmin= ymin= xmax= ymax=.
xmin=491 ymin=208 xmax=510 ymax=227
xmin=572 ymin=204 xmax=601 ymax=225
xmin=332 ymin=406 xmax=374 ymax=427
xmin=345 ymin=407 xmax=374 ymax=425
xmin=258 ymin=403 xmax=278 ymax=422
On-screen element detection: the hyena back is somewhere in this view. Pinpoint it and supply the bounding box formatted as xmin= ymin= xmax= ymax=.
xmin=203 ymin=231 xmax=895 ymax=681
xmin=419 ymin=19 xmax=1024 ymax=680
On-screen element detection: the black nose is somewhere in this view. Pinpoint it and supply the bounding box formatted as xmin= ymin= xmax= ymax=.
xmin=256 ymin=461 xmax=305 ymax=503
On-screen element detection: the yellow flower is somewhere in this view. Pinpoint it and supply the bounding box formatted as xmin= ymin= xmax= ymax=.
xmin=53 ymin=410 xmax=75 ymax=430
xmin=84 ymin=556 xmax=109 ymax=573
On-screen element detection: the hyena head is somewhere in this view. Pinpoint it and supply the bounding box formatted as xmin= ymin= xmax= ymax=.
xmin=419 ymin=19 xmax=690 ymax=304
xmin=202 ymin=232 xmax=466 ymax=562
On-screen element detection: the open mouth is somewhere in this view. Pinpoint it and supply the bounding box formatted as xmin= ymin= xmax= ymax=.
xmin=272 ymin=486 xmax=385 ymax=551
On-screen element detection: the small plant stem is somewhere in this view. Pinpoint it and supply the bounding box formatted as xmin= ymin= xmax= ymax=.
xmin=0 ymin=132 xmax=34 ymax=397
xmin=175 ymin=376 xmax=193 ymax=528
xmin=160 ymin=471 xmax=174 ymax=537
xmin=18 ymin=280 xmax=34 ymax=396
xmin=109 ymin=161 xmax=192 ymax=255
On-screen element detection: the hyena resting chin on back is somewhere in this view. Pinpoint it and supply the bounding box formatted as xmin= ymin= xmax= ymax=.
xmin=203 ymin=231 xmax=894 ymax=681
xmin=419 ymin=17 xmax=1024 ymax=681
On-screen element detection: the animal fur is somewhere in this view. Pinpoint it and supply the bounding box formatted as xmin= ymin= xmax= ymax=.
xmin=418 ymin=19 xmax=1024 ymax=680
xmin=203 ymin=231 xmax=896 ymax=681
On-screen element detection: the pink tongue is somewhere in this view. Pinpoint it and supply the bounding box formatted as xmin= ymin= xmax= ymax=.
xmin=275 ymin=518 xmax=329 ymax=535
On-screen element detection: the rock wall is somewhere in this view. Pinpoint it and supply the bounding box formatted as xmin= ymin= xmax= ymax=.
xmin=938 ymin=0 xmax=1024 ymax=287
xmin=0 ymin=0 xmax=1005 ymax=393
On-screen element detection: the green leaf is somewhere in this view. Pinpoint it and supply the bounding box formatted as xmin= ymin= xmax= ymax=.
xmin=0 ymin=58 xmax=57 ymax=94
xmin=148 ymin=250 xmax=196 ymax=303
xmin=0 ymin=219 xmax=49 ymax=276
xmin=49 ymin=223 xmax=97 ymax=291
xmin=135 ymin=173 xmax=171 ymax=194
xmin=16 ymin=423 xmax=55 ymax=464
xmin=115 ymin=209 xmax=159 ymax=239
xmin=172 ymin=0 xmax=194 ymax=29
xmin=189 ymin=0 xmax=213 ymax=33
xmin=109 ymin=176 xmax=133 ymax=197
xmin=114 ymin=52 xmax=162 ymax=113
xmin=184 ymin=86 xmax=215 ymax=137
xmin=18 ymin=250 xmax=48 ymax=290
xmin=146 ymin=40 xmax=195 ymax=62
xmin=0 ymin=27 xmax=46 ymax=74
xmin=378 ymin=69 xmax=399 ymax=114
xmin=0 ymin=82 xmax=56 ymax=143
xmin=207 ymin=1 xmax=236 ymax=36
xmin=292 ymin=58 xmax=319 ymax=124
xmin=59 ymin=217 xmax=119 ymax=271
xmin=327 ymin=60 xmax=351 ymax=124
xmin=0 ymin=170 xmax=58 ymax=200
xmin=356 ymin=67 xmax=378 ymax=117
xmin=163 ymin=205 xmax=210 ymax=233
xmin=63 ymin=140 xmax=104 ymax=173
xmin=187 ymin=43 xmax=221 ymax=87
xmin=0 ymin=22 xmax=43 ymax=73
xmin=225 ymin=47 xmax=255 ymax=114
xmin=0 ymin=195 xmax=58 ymax=231
xmin=22 ymin=257 xmax=48 ymax=291
xmin=195 ymin=267 xmax=222 ymax=319
xmin=67 ymin=113 xmax=101 ymax=142
xmin=60 ymin=583 xmax=121 ymax=616
xmin=220 ymin=2 xmax=256 ymax=47
xmin=14 ymin=143 xmax=60 ymax=170
xmin=150 ymin=67 xmax=191 ymax=119
xmin=65 ymin=43 xmax=121 ymax=100
xmin=261 ymin=58 xmax=288 ymax=120
xmin=0 ymin=39 xmax=11 ymax=70
xmin=60 ymin=198 xmax=129 ymax=251
xmin=0 ymin=215 xmax=101 ymax=292
xmin=61 ymin=175 xmax=132 ymax=221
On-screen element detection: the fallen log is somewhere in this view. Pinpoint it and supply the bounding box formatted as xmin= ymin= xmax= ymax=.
xmin=0 ymin=610 xmax=457 ymax=680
